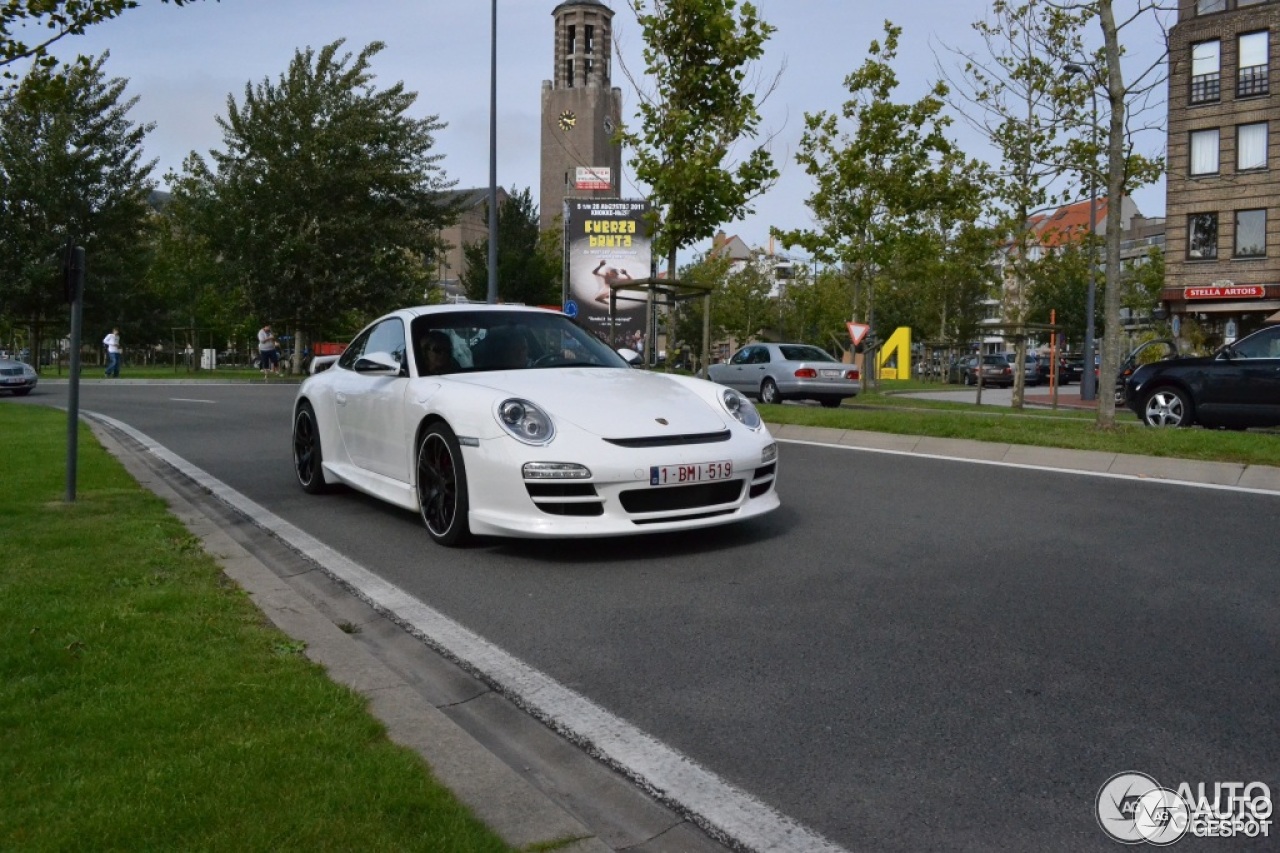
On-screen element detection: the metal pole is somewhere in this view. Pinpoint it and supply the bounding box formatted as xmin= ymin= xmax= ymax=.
xmin=65 ymin=247 xmax=85 ymax=503
xmin=1065 ymin=64 xmax=1100 ymax=403
xmin=486 ymin=0 xmax=499 ymax=304
xmin=1081 ymin=83 xmax=1099 ymax=401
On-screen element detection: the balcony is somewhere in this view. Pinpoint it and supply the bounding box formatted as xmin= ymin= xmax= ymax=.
xmin=1190 ymin=72 xmax=1221 ymax=104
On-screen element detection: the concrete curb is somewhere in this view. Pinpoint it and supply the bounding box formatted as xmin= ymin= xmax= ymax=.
xmin=86 ymin=418 xmax=610 ymax=853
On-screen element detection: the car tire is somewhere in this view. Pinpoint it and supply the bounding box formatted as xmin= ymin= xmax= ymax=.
xmin=1141 ymin=387 xmax=1194 ymax=428
xmin=417 ymin=422 xmax=471 ymax=547
xmin=819 ymin=397 xmax=842 ymax=408
xmin=760 ymin=378 xmax=783 ymax=405
xmin=292 ymin=402 xmax=329 ymax=494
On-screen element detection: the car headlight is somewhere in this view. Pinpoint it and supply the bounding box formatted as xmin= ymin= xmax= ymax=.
xmin=495 ymin=398 xmax=555 ymax=445
xmin=721 ymin=388 xmax=762 ymax=430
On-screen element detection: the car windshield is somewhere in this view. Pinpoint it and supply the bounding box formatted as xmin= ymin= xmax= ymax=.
xmin=777 ymin=345 xmax=837 ymax=362
xmin=981 ymin=355 xmax=1006 ymax=366
xmin=409 ymin=310 xmax=630 ymax=375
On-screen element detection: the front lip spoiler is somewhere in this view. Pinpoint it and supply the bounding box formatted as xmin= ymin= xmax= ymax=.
xmin=604 ymin=431 xmax=732 ymax=448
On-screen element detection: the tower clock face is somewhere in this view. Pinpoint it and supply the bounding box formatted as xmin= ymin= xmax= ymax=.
xmin=603 ymin=116 xmax=615 ymax=134
xmin=558 ymin=110 xmax=577 ymax=131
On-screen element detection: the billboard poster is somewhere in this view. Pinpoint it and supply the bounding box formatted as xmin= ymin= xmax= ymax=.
xmin=564 ymin=199 xmax=652 ymax=348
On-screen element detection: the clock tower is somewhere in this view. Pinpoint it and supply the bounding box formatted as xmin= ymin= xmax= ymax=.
xmin=539 ymin=1 xmax=623 ymax=230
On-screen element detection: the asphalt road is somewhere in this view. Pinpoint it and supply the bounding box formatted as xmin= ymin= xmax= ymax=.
xmin=14 ymin=382 xmax=1280 ymax=851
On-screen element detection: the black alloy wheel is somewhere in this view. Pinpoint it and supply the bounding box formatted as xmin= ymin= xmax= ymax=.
xmin=292 ymin=403 xmax=328 ymax=494
xmin=417 ymin=423 xmax=471 ymax=546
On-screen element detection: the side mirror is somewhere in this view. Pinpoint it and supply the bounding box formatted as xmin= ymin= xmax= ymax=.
xmin=353 ymin=351 xmax=403 ymax=374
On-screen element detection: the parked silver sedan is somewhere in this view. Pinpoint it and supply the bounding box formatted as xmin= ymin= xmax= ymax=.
xmin=708 ymin=342 xmax=859 ymax=407
xmin=0 ymin=356 xmax=38 ymax=396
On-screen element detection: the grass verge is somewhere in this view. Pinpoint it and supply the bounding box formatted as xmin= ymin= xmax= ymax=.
xmin=761 ymin=382 xmax=1280 ymax=468
xmin=0 ymin=404 xmax=510 ymax=852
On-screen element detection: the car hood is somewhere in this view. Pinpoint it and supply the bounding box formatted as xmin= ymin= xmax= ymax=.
xmin=450 ymin=367 xmax=730 ymax=437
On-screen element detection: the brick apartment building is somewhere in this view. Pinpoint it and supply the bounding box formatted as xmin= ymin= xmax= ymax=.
xmin=1166 ymin=0 xmax=1280 ymax=341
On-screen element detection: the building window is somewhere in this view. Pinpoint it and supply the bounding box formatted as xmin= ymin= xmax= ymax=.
xmin=1197 ymin=0 xmax=1227 ymax=11
xmin=567 ymin=25 xmax=576 ymax=55
xmin=1190 ymin=128 xmax=1220 ymax=175
xmin=1191 ymin=41 xmax=1221 ymax=103
xmin=1235 ymin=209 xmax=1266 ymax=257
xmin=1238 ymin=122 xmax=1268 ymax=170
xmin=1188 ymin=213 xmax=1219 ymax=259
xmin=1238 ymin=32 xmax=1269 ymax=97
xmin=586 ymin=25 xmax=595 ymax=53
xmin=565 ymin=57 xmax=574 ymax=88
xmin=585 ymin=58 xmax=594 ymax=80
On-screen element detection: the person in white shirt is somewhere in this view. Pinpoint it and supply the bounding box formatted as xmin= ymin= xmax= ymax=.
xmin=257 ymin=323 xmax=280 ymax=376
xmin=103 ymin=328 xmax=121 ymax=378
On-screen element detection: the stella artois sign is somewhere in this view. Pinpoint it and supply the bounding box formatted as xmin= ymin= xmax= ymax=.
xmin=1184 ymin=285 xmax=1266 ymax=300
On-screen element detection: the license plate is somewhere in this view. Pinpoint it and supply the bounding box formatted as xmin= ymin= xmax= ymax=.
xmin=650 ymin=460 xmax=732 ymax=486
xmin=820 ymin=369 xmax=841 ymax=378
xmin=2 ymin=377 xmax=23 ymax=384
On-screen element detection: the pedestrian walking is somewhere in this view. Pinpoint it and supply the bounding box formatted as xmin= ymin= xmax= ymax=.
xmin=103 ymin=328 xmax=121 ymax=378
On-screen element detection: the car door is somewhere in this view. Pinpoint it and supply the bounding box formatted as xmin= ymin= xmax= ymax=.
xmin=331 ymin=317 xmax=411 ymax=480
xmin=720 ymin=345 xmax=760 ymax=393
xmin=1215 ymin=326 xmax=1280 ymax=424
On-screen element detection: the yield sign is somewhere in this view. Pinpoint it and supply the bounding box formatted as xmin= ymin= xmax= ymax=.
xmin=846 ymin=322 xmax=870 ymax=347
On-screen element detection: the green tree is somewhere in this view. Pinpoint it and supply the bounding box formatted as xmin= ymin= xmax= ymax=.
xmin=669 ymin=251 xmax=731 ymax=369
xmin=776 ymin=22 xmax=962 ymax=384
xmin=620 ymin=0 xmax=779 ymax=279
xmin=1025 ymin=240 xmax=1098 ymax=349
xmin=944 ymin=0 xmax=1092 ymax=406
xmin=170 ymin=39 xmax=457 ymax=370
xmin=716 ymin=256 xmax=774 ymax=346
xmin=0 ymin=53 xmax=155 ymax=367
xmin=460 ymin=188 xmax=560 ymax=306
xmin=1 ymin=1 xmax=207 ymax=77
xmin=776 ymin=265 xmax=855 ymax=352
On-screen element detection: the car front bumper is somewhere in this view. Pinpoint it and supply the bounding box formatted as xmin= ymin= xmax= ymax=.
xmin=463 ymin=432 xmax=781 ymax=539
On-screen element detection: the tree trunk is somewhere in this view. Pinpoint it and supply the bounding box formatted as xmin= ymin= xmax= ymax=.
xmin=1097 ymin=0 xmax=1124 ymax=428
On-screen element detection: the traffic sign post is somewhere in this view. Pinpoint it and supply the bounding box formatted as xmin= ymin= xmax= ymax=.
xmin=846 ymin=322 xmax=870 ymax=348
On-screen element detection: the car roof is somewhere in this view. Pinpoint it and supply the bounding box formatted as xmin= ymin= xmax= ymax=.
xmin=401 ymin=303 xmax=564 ymax=319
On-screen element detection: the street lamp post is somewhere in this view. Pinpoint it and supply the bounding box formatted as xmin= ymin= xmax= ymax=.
xmin=487 ymin=0 xmax=499 ymax=304
xmin=1065 ymin=62 xmax=1098 ymax=402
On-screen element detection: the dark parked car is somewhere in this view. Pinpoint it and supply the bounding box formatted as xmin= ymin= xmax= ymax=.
xmin=0 ymin=356 xmax=38 ymax=396
xmin=708 ymin=342 xmax=859 ymax=407
xmin=1112 ymin=339 xmax=1179 ymax=403
xmin=1124 ymin=325 xmax=1280 ymax=428
xmin=1037 ymin=354 xmax=1083 ymax=385
xmin=947 ymin=354 xmax=1014 ymax=387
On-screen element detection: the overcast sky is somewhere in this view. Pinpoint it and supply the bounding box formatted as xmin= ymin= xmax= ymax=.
xmin=36 ymin=0 xmax=1168 ymax=258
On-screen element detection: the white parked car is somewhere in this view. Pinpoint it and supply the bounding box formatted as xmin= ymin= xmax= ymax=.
xmin=292 ymin=305 xmax=780 ymax=546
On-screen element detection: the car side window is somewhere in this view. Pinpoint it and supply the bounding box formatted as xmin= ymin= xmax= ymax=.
xmin=365 ymin=318 xmax=407 ymax=368
xmin=337 ymin=319 xmax=407 ymax=373
xmin=1233 ymin=327 xmax=1280 ymax=359
xmin=752 ymin=347 xmax=771 ymax=365
xmin=730 ymin=348 xmax=751 ymax=366
xmin=337 ymin=329 xmax=372 ymax=370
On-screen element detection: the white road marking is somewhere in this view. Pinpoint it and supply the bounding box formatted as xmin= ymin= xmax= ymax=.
xmin=168 ymin=398 xmax=217 ymax=404
xmin=777 ymin=438 xmax=1280 ymax=496
xmin=85 ymin=411 xmax=848 ymax=853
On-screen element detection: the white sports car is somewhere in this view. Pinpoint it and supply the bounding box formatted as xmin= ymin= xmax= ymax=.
xmin=292 ymin=305 xmax=780 ymax=546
